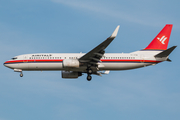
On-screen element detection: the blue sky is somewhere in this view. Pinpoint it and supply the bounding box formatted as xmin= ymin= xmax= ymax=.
xmin=0 ymin=0 xmax=180 ymax=120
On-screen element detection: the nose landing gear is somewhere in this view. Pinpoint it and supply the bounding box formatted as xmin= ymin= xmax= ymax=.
xmin=20 ymin=72 xmax=23 ymax=77
xmin=14 ymin=69 xmax=23 ymax=77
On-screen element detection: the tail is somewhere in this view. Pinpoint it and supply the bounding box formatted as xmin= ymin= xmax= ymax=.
xmin=144 ymin=24 xmax=173 ymax=50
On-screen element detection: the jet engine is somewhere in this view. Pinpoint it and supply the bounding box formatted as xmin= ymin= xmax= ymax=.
xmin=63 ymin=59 xmax=79 ymax=68
xmin=61 ymin=71 xmax=82 ymax=78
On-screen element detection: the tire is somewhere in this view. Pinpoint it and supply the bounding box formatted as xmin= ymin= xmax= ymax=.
xmin=87 ymin=69 xmax=92 ymax=74
xmin=87 ymin=75 xmax=92 ymax=81
xmin=20 ymin=73 xmax=23 ymax=77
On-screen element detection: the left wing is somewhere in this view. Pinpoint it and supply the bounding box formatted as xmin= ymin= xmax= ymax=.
xmin=79 ymin=25 xmax=120 ymax=66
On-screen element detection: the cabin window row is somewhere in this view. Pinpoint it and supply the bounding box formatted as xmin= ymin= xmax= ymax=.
xmin=29 ymin=57 xmax=62 ymax=59
xmin=69 ymin=57 xmax=78 ymax=59
xmin=29 ymin=57 xmax=135 ymax=60
xmin=29 ymin=57 xmax=78 ymax=59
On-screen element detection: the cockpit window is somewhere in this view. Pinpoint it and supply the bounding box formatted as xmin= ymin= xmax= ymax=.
xmin=11 ymin=57 xmax=17 ymax=60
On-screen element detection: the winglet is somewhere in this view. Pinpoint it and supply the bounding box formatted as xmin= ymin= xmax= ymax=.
xmin=111 ymin=25 xmax=120 ymax=38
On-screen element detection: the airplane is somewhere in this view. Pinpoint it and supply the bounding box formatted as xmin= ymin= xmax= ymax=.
xmin=4 ymin=24 xmax=176 ymax=81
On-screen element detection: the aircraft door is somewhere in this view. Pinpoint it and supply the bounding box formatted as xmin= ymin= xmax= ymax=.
xmin=22 ymin=55 xmax=29 ymax=70
xmin=23 ymin=56 xmax=28 ymax=63
xmin=140 ymin=55 xmax=145 ymax=63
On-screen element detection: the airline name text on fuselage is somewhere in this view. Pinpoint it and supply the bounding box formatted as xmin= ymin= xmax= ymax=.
xmin=32 ymin=54 xmax=52 ymax=57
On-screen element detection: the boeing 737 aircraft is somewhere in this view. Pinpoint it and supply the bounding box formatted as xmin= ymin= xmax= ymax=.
xmin=4 ymin=24 xmax=176 ymax=81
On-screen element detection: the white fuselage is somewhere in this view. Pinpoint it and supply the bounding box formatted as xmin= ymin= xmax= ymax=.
xmin=4 ymin=50 xmax=163 ymax=72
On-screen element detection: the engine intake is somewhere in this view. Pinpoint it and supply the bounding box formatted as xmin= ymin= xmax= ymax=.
xmin=63 ymin=59 xmax=79 ymax=68
xmin=61 ymin=71 xmax=82 ymax=78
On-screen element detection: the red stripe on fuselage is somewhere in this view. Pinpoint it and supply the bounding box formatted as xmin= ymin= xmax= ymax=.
xmin=101 ymin=59 xmax=161 ymax=63
xmin=4 ymin=59 xmax=161 ymax=64
xmin=4 ymin=59 xmax=63 ymax=64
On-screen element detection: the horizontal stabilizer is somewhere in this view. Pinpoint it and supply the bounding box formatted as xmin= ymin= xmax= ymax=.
xmin=155 ymin=46 xmax=177 ymax=58
xmin=166 ymin=58 xmax=172 ymax=62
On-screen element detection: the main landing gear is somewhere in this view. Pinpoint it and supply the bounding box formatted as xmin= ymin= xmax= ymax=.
xmin=87 ymin=75 xmax=92 ymax=81
xmin=86 ymin=67 xmax=93 ymax=81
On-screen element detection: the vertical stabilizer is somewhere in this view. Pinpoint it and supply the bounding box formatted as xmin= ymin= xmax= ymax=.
xmin=144 ymin=24 xmax=173 ymax=50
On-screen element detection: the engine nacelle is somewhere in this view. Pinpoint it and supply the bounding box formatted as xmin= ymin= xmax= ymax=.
xmin=61 ymin=71 xmax=82 ymax=78
xmin=63 ymin=59 xmax=79 ymax=68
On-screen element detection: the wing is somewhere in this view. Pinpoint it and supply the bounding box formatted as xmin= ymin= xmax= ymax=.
xmin=79 ymin=25 xmax=120 ymax=66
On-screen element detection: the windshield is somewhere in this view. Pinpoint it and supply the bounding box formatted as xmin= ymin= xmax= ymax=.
xmin=11 ymin=57 xmax=17 ymax=60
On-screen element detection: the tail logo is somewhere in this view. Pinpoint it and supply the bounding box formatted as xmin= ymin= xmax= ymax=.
xmin=157 ymin=36 xmax=167 ymax=44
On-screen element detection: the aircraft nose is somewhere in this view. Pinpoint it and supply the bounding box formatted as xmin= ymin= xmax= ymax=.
xmin=4 ymin=61 xmax=8 ymax=67
xmin=4 ymin=60 xmax=18 ymax=69
xmin=3 ymin=61 xmax=13 ymax=69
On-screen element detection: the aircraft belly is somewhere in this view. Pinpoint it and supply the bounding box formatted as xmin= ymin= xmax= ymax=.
xmin=19 ymin=63 xmax=63 ymax=70
xmin=17 ymin=62 xmax=153 ymax=71
xmin=100 ymin=62 xmax=152 ymax=70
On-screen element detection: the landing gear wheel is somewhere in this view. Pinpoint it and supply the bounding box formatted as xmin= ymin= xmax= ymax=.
xmin=20 ymin=73 xmax=23 ymax=77
xmin=87 ymin=69 xmax=93 ymax=74
xmin=87 ymin=75 xmax=92 ymax=81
